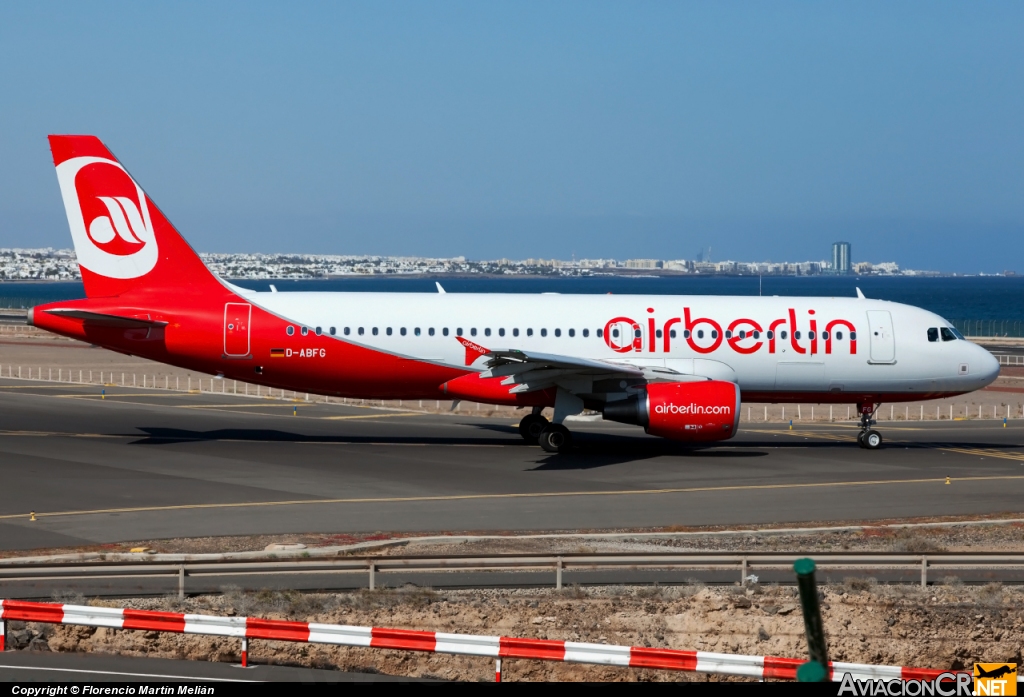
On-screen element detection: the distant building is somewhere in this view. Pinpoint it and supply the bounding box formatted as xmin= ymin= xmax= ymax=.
xmin=624 ymin=259 xmax=663 ymax=270
xmin=832 ymin=242 xmax=851 ymax=274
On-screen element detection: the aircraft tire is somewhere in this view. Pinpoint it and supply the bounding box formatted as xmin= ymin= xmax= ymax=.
xmin=519 ymin=413 xmax=548 ymax=444
xmin=538 ymin=424 xmax=572 ymax=453
xmin=857 ymin=431 xmax=866 ymax=448
xmin=863 ymin=430 xmax=883 ymax=449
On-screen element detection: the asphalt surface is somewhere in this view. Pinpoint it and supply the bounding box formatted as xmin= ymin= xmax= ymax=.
xmin=0 ymin=650 xmax=411 ymax=682
xmin=1 ymin=378 xmax=1023 ymax=552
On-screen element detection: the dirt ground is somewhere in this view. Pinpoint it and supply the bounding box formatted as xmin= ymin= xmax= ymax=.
xmin=5 ymin=582 xmax=1021 ymax=682
xmin=0 ymin=327 xmax=1022 ymax=422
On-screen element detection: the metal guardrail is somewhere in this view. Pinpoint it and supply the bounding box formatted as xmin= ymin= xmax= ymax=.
xmin=998 ymin=354 xmax=1024 ymax=366
xmin=2 ymin=552 xmax=1022 ymax=597
xmin=952 ymin=319 xmax=1024 ymax=338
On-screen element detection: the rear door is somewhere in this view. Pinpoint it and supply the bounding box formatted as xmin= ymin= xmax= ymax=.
xmin=866 ymin=310 xmax=895 ymax=363
xmin=224 ymin=303 xmax=251 ymax=357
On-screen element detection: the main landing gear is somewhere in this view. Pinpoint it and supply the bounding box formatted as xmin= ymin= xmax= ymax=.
xmin=518 ymin=408 xmax=573 ymax=454
xmin=857 ymin=403 xmax=883 ymax=450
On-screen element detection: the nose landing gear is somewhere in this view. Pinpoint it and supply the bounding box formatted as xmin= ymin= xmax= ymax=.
xmin=857 ymin=403 xmax=883 ymax=449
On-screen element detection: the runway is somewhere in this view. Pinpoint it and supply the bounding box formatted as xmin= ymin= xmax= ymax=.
xmin=1 ymin=378 xmax=1023 ymax=552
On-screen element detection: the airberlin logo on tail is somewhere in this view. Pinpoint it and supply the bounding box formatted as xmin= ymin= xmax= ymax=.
xmin=55 ymin=157 xmax=158 ymax=279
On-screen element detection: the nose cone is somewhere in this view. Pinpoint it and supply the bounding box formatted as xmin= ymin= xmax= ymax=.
xmin=973 ymin=344 xmax=1000 ymax=388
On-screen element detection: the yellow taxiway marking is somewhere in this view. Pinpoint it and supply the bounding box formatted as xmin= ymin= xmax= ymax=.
xmin=941 ymin=447 xmax=1024 ymax=463
xmin=322 ymin=412 xmax=421 ymax=420
xmin=4 ymin=474 xmax=1024 ymax=522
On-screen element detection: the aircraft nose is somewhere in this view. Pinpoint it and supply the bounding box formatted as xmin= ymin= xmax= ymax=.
xmin=972 ymin=345 xmax=1000 ymax=387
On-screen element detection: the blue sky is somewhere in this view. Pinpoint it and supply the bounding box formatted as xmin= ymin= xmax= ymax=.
xmin=1 ymin=2 xmax=1022 ymax=271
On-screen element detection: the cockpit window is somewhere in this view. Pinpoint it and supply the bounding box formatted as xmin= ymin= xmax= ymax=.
xmin=927 ymin=328 xmax=939 ymax=342
xmin=950 ymin=327 xmax=965 ymax=340
xmin=940 ymin=327 xmax=958 ymax=342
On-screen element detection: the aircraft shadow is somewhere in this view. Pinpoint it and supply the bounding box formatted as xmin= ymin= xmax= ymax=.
xmin=123 ymin=427 xmax=511 ymax=447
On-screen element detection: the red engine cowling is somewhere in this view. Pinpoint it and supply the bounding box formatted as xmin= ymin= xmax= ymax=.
xmin=602 ymin=380 xmax=740 ymax=442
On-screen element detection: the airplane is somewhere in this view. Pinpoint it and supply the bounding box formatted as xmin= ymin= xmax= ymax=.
xmin=28 ymin=135 xmax=1001 ymax=454
xmin=975 ymin=665 xmax=1016 ymax=680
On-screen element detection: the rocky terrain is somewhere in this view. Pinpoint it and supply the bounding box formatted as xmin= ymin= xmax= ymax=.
xmin=4 ymin=580 xmax=1022 ymax=682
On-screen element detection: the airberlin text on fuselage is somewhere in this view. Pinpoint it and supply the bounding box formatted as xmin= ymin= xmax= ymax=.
xmin=604 ymin=308 xmax=858 ymax=356
xmin=655 ymin=403 xmax=732 ymax=415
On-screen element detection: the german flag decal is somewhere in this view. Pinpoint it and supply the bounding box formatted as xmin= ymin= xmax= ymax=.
xmin=270 ymin=348 xmax=285 ymax=358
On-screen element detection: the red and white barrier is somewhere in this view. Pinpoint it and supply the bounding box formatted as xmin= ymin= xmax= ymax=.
xmin=0 ymin=599 xmax=962 ymax=682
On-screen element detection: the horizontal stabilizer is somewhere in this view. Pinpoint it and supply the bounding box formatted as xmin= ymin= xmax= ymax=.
xmin=43 ymin=309 xmax=168 ymax=328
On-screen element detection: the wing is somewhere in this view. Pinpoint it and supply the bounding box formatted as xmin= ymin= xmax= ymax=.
xmin=457 ymin=338 xmax=706 ymax=397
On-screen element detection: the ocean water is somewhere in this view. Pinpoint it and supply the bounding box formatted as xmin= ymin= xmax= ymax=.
xmin=1 ymin=275 xmax=1021 ymax=329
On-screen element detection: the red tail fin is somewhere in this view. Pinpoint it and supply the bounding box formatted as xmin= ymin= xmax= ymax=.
xmin=49 ymin=135 xmax=221 ymax=299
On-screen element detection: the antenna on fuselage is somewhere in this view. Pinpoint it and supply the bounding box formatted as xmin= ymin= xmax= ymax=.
xmin=436 ymin=282 xmax=447 ymax=294
xmin=856 ymin=287 xmax=866 ymax=299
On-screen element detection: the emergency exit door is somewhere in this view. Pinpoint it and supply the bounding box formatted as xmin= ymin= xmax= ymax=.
xmin=866 ymin=310 xmax=895 ymax=363
xmin=224 ymin=303 xmax=251 ymax=357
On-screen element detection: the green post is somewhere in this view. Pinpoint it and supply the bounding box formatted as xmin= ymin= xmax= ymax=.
xmin=794 ymin=558 xmax=829 ymax=680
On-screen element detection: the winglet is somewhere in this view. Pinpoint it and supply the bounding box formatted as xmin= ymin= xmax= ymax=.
xmin=856 ymin=287 xmax=866 ymax=299
xmin=435 ymin=282 xmax=446 ymax=294
xmin=456 ymin=336 xmax=490 ymax=366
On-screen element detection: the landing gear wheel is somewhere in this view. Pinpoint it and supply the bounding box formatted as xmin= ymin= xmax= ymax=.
xmin=863 ymin=429 xmax=883 ymax=449
xmin=518 ymin=414 xmax=548 ymax=444
xmin=857 ymin=431 xmax=866 ymax=448
xmin=538 ymin=424 xmax=572 ymax=453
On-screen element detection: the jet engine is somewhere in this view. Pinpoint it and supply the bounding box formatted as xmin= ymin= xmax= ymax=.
xmin=602 ymin=380 xmax=741 ymax=442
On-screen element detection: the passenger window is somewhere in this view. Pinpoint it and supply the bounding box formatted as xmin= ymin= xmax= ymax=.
xmin=808 ymin=331 xmax=814 ymax=340
xmin=484 ymin=328 xmax=491 ymax=337
xmin=850 ymin=331 xmax=857 ymax=340
xmin=528 ymin=328 xmax=534 ymax=336
xmin=766 ymin=330 xmax=774 ymax=340
xmin=794 ymin=331 xmax=801 ymax=340
xmin=414 ymin=328 xmax=421 ymax=336
xmin=387 ymin=328 xmax=393 ymax=336
xmin=781 ymin=330 xmax=788 ymax=340
xmin=582 ymin=329 xmax=589 ymax=337
xmin=670 ymin=329 xmax=677 ymax=339
xmin=330 ymin=327 xmax=336 ymax=336
xmin=568 ymin=329 xmax=575 ymax=337
xmin=428 ymin=328 xmax=435 ymax=336
xmin=358 ymin=327 xmax=364 ymax=336
xmin=753 ymin=330 xmax=760 ymax=339
xmin=738 ymin=330 xmax=745 ymax=339
xmin=710 ymin=330 xmax=717 ymax=339
xmin=400 ymin=327 xmax=407 ymax=336
xmin=725 ymin=330 xmax=732 ymax=339
xmin=287 ymin=326 xmax=295 ymax=336
xmin=633 ymin=329 xmax=641 ymax=338
xmin=596 ymin=328 xmax=603 ymax=338
xmin=612 ymin=328 xmax=619 ymax=338
xmin=682 ymin=330 xmax=689 ymax=338
xmin=927 ymin=328 xmax=939 ymax=342
xmin=821 ymin=331 xmax=828 ymax=341
xmin=940 ymin=328 xmax=957 ymax=342
xmin=656 ymin=329 xmax=663 ymax=339
xmin=513 ymin=328 xmax=519 ymax=337
xmin=301 ymin=327 xmax=309 ymax=336
xmin=835 ymin=331 xmax=842 ymax=340
xmin=555 ymin=329 xmax=561 ymax=337
xmin=499 ymin=328 xmax=505 ymax=337
xmin=315 ymin=327 xmax=322 ymax=336
xmin=372 ymin=327 xmax=379 ymax=336
xmin=541 ymin=329 xmax=548 ymax=337
xmin=471 ymin=328 xmax=477 ymax=336
xmin=697 ymin=330 xmax=704 ymax=339
xmin=443 ymin=328 xmax=450 ymax=336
